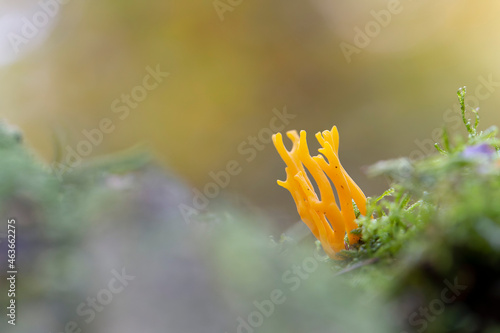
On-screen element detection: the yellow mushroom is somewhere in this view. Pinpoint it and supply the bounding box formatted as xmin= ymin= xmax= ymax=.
xmin=272 ymin=125 xmax=368 ymax=258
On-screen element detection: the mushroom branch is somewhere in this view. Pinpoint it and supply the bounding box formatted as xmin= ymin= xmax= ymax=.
xmin=272 ymin=125 xmax=368 ymax=258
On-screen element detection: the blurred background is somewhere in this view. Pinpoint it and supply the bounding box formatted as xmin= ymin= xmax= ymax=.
xmin=2 ymin=1 xmax=500 ymax=332
xmin=2 ymin=0 xmax=500 ymax=229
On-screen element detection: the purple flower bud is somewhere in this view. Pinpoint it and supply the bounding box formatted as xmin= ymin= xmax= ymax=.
xmin=462 ymin=143 xmax=495 ymax=160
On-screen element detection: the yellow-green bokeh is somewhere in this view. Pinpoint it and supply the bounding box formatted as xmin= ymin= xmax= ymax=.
xmin=2 ymin=0 xmax=500 ymax=228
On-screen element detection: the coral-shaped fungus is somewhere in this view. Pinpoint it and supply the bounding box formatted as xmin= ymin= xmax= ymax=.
xmin=272 ymin=126 xmax=367 ymax=258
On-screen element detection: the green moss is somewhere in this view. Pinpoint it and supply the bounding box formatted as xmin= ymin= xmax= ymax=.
xmin=322 ymin=88 xmax=500 ymax=331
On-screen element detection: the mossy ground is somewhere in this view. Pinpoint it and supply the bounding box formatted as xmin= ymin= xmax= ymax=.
xmin=324 ymin=88 xmax=500 ymax=332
